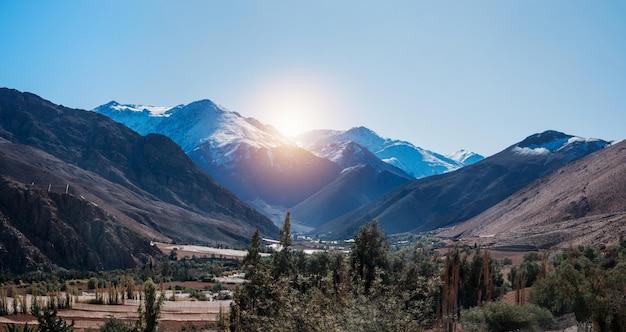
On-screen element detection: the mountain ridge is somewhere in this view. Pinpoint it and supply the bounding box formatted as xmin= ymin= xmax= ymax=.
xmin=295 ymin=126 xmax=483 ymax=179
xmin=312 ymin=130 xmax=610 ymax=239
xmin=438 ymin=139 xmax=626 ymax=249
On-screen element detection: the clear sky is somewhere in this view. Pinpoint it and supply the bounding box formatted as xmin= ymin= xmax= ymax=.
xmin=1 ymin=1 xmax=625 ymax=156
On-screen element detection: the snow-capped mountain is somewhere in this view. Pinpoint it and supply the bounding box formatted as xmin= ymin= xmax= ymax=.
xmin=94 ymin=100 xmax=341 ymax=211
xmin=287 ymin=139 xmax=413 ymax=228
xmin=96 ymin=100 xmax=290 ymax=157
xmin=312 ymin=140 xmax=412 ymax=180
xmin=95 ymin=100 xmax=483 ymax=228
xmin=511 ymin=130 xmax=608 ymax=158
xmin=296 ymin=126 xmax=483 ymax=179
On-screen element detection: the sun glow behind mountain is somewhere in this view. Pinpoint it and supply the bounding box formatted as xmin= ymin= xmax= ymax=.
xmin=242 ymin=69 xmax=344 ymax=137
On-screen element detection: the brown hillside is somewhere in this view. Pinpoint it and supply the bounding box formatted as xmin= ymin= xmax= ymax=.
xmin=439 ymin=140 xmax=626 ymax=249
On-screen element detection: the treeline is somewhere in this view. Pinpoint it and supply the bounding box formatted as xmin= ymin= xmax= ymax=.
xmin=225 ymin=213 xmax=511 ymax=331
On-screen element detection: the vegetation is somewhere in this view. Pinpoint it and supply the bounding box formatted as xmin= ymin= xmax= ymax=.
xmin=137 ymin=279 xmax=165 ymax=332
xmin=31 ymin=302 xmax=75 ymax=332
xmin=462 ymin=302 xmax=554 ymax=332
xmin=228 ymin=217 xmax=508 ymax=331
xmin=530 ymin=242 xmax=626 ymax=331
xmin=9 ymin=213 xmax=626 ymax=331
xmin=97 ymin=318 xmax=138 ymax=332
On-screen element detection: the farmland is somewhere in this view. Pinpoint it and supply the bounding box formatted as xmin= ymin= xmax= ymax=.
xmin=0 ymin=284 xmax=231 ymax=331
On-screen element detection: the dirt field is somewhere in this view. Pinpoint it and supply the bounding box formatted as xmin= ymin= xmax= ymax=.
xmin=154 ymin=242 xmax=270 ymax=260
xmin=0 ymin=294 xmax=231 ymax=331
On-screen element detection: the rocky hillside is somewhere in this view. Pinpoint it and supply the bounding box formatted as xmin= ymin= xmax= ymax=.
xmin=0 ymin=175 xmax=162 ymax=274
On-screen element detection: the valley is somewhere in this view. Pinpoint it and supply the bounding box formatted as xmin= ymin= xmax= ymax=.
xmin=1 ymin=88 xmax=625 ymax=331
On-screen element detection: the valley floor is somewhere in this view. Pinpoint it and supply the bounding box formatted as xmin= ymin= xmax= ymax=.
xmin=0 ymin=294 xmax=231 ymax=331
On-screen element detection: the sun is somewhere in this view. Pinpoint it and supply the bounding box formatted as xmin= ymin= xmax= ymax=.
xmin=263 ymin=86 xmax=323 ymax=137
xmin=242 ymin=69 xmax=342 ymax=137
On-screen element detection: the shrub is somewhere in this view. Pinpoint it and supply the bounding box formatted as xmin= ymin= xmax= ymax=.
xmin=98 ymin=318 xmax=138 ymax=332
xmin=87 ymin=277 xmax=99 ymax=290
xmin=462 ymin=302 xmax=554 ymax=332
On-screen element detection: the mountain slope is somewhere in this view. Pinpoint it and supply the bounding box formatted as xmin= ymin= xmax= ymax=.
xmin=0 ymin=88 xmax=277 ymax=246
xmin=438 ymin=140 xmax=626 ymax=250
xmin=288 ymin=140 xmax=413 ymax=228
xmin=95 ymin=101 xmax=341 ymax=208
xmin=313 ymin=131 xmax=610 ymax=239
xmin=296 ymin=126 xmax=483 ymax=179
xmin=290 ymin=164 xmax=412 ymax=228
xmin=0 ymin=174 xmax=163 ymax=274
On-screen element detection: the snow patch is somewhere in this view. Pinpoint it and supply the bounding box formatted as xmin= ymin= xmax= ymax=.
xmin=512 ymin=146 xmax=550 ymax=155
xmin=111 ymin=104 xmax=173 ymax=117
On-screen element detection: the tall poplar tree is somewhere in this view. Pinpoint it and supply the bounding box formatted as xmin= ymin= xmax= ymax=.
xmin=273 ymin=212 xmax=293 ymax=277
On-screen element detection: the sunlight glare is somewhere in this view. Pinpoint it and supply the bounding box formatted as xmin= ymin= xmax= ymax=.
xmin=243 ymin=69 xmax=342 ymax=137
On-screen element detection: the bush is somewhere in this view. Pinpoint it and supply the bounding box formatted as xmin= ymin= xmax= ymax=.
xmin=98 ymin=318 xmax=138 ymax=332
xmin=87 ymin=277 xmax=99 ymax=290
xmin=187 ymin=288 xmax=208 ymax=301
xmin=462 ymin=302 xmax=554 ymax=332
xmin=502 ymin=257 xmax=513 ymax=266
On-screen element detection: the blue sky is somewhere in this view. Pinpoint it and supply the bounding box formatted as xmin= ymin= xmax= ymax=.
xmin=1 ymin=1 xmax=624 ymax=156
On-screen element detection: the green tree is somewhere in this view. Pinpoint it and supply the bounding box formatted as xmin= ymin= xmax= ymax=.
xmin=349 ymin=219 xmax=389 ymax=293
xmin=242 ymin=229 xmax=261 ymax=281
xmin=231 ymin=229 xmax=274 ymax=331
xmin=273 ymin=212 xmax=293 ymax=278
xmin=530 ymin=246 xmax=626 ymax=331
xmin=137 ymin=279 xmax=164 ymax=332
xmin=31 ymin=302 xmax=74 ymax=332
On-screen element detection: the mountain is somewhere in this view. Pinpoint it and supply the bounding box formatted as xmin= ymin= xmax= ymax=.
xmin=313 ymin=130 xmax=610 ymax=239
xmin=289 ymin=140 xmax=413 ymax=228
xmin=94 ymin=101 xmax=341 ymax=209
xmin=290 ymin=164 xmax=412 ymax=229
xmin=438 ymin=139 xmax=626 ymax=250
xmin=0 ymin=89 xmax=277 ymax=249
xmin=0 ymin=174 xmax=162 ymax=274
xmin=296 ymin=126 xmax=483 ymax=179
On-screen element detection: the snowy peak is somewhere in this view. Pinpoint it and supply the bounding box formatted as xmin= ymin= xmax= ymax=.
xmin=512 ymin=130 xmax=609 ymax=156
xmin=297 ymin=126 xmax=480 ymax=179
xmin=342 ymin=126 xmax=387 ymax=150
xmin=316 ymin=141 xmax=367 ymax=165
xmin=99 ymin=100 xmax=177 ymax=117
xmin=94 ymin=99 xmax=292 ymax=153
xmin=447 ymin=149 xmax=484 ymax=165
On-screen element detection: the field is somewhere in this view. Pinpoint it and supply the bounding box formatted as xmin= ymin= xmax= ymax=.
xmin=153 ymin=242 xmax=269 ymax=260
xmin=0 ymin=285 xmax=231 ymax=332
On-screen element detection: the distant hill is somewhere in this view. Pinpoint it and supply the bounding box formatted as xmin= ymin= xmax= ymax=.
xmin=438 ymin=140 xmax=626 ymax=250
xmin=313 ymin=131 xmax=610 ymax=239
xmin=0 ymin=89 xmax=278 ymax=267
